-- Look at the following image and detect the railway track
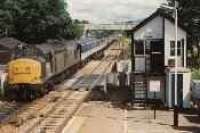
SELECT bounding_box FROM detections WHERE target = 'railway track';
[1,56,114,133]
[21,58,113,133]
[0,41,121,133]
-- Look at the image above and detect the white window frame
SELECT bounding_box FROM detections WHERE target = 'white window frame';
[170,40,183,58]
[134,40,145,56]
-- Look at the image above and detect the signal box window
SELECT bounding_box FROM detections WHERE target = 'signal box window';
[135,40,144,55]
[170,41,182,56]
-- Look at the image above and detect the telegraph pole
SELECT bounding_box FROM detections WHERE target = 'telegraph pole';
[161,0,179,127]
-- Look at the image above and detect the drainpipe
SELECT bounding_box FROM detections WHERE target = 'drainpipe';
[131,32,135,103]
[131,33,135,72]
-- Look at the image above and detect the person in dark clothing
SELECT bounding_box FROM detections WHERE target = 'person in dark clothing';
[118,72,127,87]
[118,72,132,108]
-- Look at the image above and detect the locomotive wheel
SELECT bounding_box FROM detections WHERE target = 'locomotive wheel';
[39,85,46,96]
[5,86,19,101]
[36,89,42,97]
[5,89,15,101]
[47,82,54,92]
[60,74,66,82]
[29,89,36,101]
[21,86,37,101]
[22,87,30,101]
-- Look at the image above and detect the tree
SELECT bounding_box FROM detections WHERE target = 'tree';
[0,0,83,43]
[167,0,200,37]
[66,20,84,39]
[167,0,200,67]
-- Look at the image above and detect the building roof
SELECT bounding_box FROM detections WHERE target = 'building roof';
[131,9,188,33]
[0,37,26,50]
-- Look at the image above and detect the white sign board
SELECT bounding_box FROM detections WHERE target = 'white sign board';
[149,80,161,92]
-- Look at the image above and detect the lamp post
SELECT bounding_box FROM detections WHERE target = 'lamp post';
[161,1,179,127]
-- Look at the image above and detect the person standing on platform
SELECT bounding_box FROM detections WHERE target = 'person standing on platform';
[118,72,127,87]
[118,72,129,108]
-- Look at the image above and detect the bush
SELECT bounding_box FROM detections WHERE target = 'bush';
[192,69,200,80]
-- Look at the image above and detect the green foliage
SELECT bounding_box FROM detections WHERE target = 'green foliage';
[167,0,200,37]
[0,0,83,43]
[167,0,200,68]
[65,20,84,39]
[192,69,200,80]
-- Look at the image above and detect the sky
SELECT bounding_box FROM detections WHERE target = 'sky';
[68,0,167,24]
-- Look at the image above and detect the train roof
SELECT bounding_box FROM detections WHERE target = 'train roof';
[35,40,65,54]
[0,37,26,50]
[35,40,80,54]
[63,40,80,50]
[35,44,54,54]
[78,37,98,46]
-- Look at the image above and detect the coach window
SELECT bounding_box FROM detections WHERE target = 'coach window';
[135,40,144,55]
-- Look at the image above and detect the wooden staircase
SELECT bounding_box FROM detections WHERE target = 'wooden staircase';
[131,73,148,107]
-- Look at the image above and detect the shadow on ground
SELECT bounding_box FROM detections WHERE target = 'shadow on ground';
[172,125,200,133]
[87,85,200,133]
[87,85,130,109]
[184,115,200,124]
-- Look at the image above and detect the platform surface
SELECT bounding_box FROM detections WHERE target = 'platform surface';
[62,102,200,133]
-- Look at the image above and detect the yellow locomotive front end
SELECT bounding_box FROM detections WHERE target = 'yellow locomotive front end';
[8,58,42,85]
[5,58,44,100]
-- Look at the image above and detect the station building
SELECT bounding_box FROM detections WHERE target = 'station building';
[130,10,191,108]
[0,37,24,65]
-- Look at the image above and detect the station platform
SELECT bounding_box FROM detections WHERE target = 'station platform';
[81,43,108,60]
[62,101,200,133]
[62,60,116,90]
